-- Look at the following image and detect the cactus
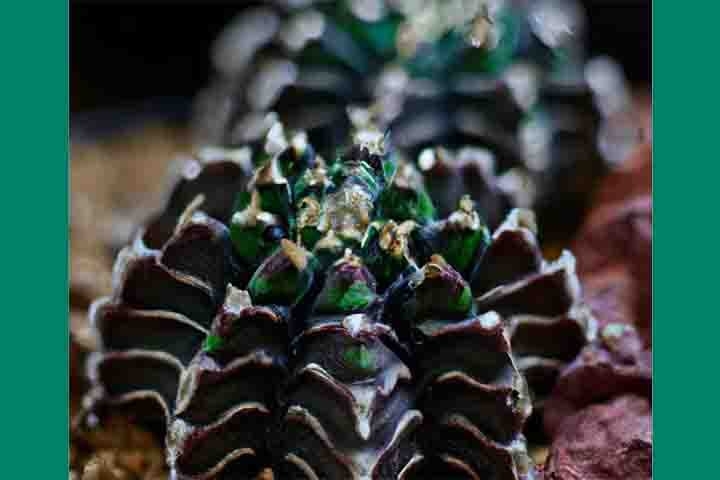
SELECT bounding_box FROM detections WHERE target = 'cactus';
[87,119,593,478]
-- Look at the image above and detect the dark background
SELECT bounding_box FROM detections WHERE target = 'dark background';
[71,1,651,116]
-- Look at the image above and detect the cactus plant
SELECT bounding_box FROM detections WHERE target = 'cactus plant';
[87,118,591,478]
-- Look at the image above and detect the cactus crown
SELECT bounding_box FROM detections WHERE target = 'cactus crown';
[228,118,490,289]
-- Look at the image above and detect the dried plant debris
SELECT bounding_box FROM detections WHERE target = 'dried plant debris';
[82,118,598,478]
[70,415,168,480]
[71,125,190,260]
[544,395,651,480]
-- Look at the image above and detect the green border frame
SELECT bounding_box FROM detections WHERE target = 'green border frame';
[0,1,68,477]
[4,1,716,477]
[653,2,718,479]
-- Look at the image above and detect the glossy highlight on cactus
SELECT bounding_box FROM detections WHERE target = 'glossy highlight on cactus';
[87,118,591,479]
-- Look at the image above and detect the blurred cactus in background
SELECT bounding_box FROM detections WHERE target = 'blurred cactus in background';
[194,0,642,239]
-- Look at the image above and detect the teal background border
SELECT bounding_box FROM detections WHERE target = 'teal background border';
[0,1,68,477]
[1,1,716,477]
[653,2,718,479]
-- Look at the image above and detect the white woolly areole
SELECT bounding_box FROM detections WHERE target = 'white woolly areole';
[478,310,501,329]
[223,285,253,314]
[342,314,374,337]
[495,208,538,237]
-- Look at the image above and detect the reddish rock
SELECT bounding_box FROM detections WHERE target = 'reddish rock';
[545,395,652,480]
[544,323,651,438]
[572,143,652,345]
[582,267,637,329]
[592,143,652,207]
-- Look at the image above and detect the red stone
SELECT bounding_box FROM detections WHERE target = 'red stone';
[544,324,651,438]
[545,395,652,480]
[572,143,652,345]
